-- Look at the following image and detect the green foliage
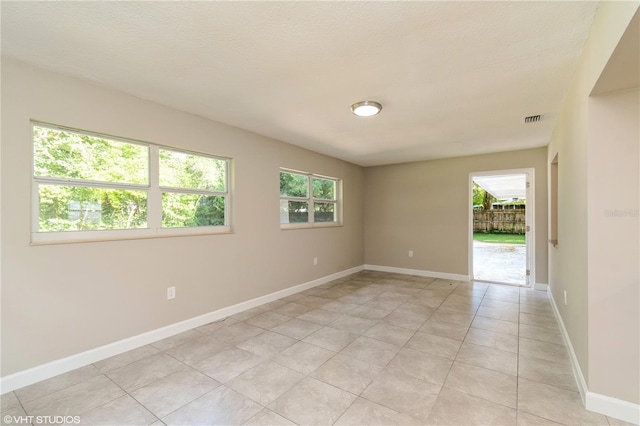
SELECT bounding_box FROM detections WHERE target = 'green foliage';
[34,126,148,184]
[159,149,226,191]
[34,126,149,231]
[162,193,224,228]
[473,183,495,210]
[38,185,148,231]
[314,202,335,222]
[473,183,484,207]
[473,233,526,244]
[34,125,226,232]
[194,196,225,226]
[280,172,337,223]
[312,177,335,200]
[159,150,227,228]
[312,177,336,221]
[280,172,308,197]
[283,201,309,223]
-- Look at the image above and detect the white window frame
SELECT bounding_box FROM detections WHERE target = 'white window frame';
[279,168,342,230]
[31,122,232,244]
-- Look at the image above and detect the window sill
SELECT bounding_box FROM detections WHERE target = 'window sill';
[31,226,233,245]
[280,222,342,230]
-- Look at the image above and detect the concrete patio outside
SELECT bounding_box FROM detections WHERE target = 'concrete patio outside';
[473,241,526,285]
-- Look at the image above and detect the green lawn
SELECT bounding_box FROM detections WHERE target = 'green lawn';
[474,233,525,244]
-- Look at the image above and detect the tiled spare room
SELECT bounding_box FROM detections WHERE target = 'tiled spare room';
[1,2,639,426]
[1,271,615,425]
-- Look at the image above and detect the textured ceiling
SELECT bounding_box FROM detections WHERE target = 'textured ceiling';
[1,1,598,166]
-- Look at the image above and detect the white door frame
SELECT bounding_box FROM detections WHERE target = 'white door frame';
[469,168,535,287]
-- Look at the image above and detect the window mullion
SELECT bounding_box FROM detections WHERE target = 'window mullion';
[160,187,225,196]
[308,176,314,224]
[148,145,161,230]
[33,182,41,232]
[33,176,148,191]
[224,160,230,227]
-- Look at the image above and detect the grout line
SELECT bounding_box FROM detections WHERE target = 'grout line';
[82,374,142,419]
[15,272,581,425]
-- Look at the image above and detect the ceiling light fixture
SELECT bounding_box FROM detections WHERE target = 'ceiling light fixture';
[351,100,382,117]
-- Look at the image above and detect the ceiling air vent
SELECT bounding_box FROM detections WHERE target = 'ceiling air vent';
[523,115,542,123]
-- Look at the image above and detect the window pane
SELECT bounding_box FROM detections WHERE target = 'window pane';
[313,177,336,200]
[33,125,148,185]
[38,184,147,232]
[159,149,226,191]
[162,192,225,228]
[280,171,308,197]
[280,200,309,223]
[314,202,336,222]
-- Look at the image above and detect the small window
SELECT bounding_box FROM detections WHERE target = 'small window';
[32,122,231,243]
[280,169,340,228]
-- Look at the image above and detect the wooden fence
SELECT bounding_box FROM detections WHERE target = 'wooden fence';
[474,209,526,234]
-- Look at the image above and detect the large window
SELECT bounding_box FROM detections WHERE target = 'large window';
[32,122,230,243]
[280,169,340,228]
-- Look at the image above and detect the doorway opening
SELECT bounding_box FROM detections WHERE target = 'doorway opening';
[469,170,534,286]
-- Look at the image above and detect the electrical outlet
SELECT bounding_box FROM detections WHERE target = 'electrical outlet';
[408,250,414,258]
[167,286,176,300]
[313,257,318,266]
[563,290,567,306]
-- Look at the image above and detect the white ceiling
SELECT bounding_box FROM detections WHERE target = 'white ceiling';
[474,174,527,200]
[1,1,598,167]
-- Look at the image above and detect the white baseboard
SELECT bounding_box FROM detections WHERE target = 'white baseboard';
[0,265,364,394]
[587,392,640,425]
[534,282,548,291]
[364,264,469,282]
[548,286,640,425]
[547,287,589,402]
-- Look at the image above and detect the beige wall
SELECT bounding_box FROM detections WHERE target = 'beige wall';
[363,148,548,282]
[587,88,639,404]
[547,1,639,401]
[0,58,365,376]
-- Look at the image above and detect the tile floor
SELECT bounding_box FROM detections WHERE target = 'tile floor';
[1,271,630,426]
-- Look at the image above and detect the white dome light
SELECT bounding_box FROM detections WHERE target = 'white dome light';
[351,101,382,117]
